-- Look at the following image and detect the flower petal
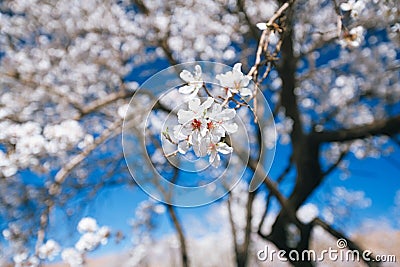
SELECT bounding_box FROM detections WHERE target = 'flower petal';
[216,142,233,154]
[256,23,268,30]
[223,122,238,133]
[194,65,202,79]
[188,97,201,112]
[211,153,221,168]
[219,108,236,120]
[179,85,195,94]
[180,70,194,82]
[340,3,352,11]
[193,138,208,157]
[178,141,190,154]
[173,125,186,140]
[201,97,214,110]
[240,87,253,97]
[177,110,194,124]
[240,75,251,87]
[233,63,243,73]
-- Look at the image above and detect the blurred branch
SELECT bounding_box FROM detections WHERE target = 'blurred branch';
[258,155,293,236]
[312,218,380,267]
[73,89,133,120]
[234,146,300,226]
[168,169,189,267]
[227,194,240,266]
[322,150,348,177]
[131,0,149,15]
[51,119,123,189]
[166,205,189,267]
[313,115,400,143]
[236,0,259,40]
[238,191,255,267]
[34,204,52,257]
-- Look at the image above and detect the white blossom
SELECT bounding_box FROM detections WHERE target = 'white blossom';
[172,96,237,166]
[77,217,98,234]
[13,252,28,265]
[256,22,268,30]
[173,97,214,155]
[205,102,238,142]
[340,0,366,18]
[38,239,60,260]
[75,232,101,252]
[216,63,252,97]
[296,203,319,224]
[179,65,203,100]
[207,141,233,167]
[61,248,84,267]
[339,26,365,48]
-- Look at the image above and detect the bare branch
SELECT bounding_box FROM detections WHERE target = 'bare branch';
[312,217,380,267]
[322,150,348,177]
[51,119,122,190]
[313,115,400,143]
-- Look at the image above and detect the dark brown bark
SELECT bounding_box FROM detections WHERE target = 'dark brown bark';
[266,2,321,266]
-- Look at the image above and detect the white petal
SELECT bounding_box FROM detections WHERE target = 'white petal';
[183,88,200,101]
[179,85,195,94]
[173,125,186,140]
[200,125,208,137]
[241,75,252,87]
[240,87,253,97]
[216,142,233,154]
[233,63,243,73]
[177,110,194,124]
[216,73,234,88]
[180,70,194,82]
[340,3,352,11]
[210,103,222,115]
[178,141,190,154]
[256,23,268,30]
[211,153,221,168]
[181,125,192,136]
[209,149,217,163]
[211,125,226,138]
[201,97,214,110]
[219,108,236,120]
[188,98,201,112]
[194,65,202,78]
[193,138,208,157]
[210,130,223,142]
[223,122,238,133]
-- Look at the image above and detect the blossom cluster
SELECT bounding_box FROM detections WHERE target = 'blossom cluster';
[339,0,367,48]
[2,217,110,267]
[167,64,252,167]
[60,217,111,267]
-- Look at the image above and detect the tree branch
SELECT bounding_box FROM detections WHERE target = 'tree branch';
[312,218,380,267]
[322,150,348,177]
[167,205,189,267]
[50,119,122,193]
[227,194,240,266]
[313,115,400,143]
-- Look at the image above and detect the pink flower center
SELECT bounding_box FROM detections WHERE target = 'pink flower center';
[191,119,202,130]
[207,121,214,130]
